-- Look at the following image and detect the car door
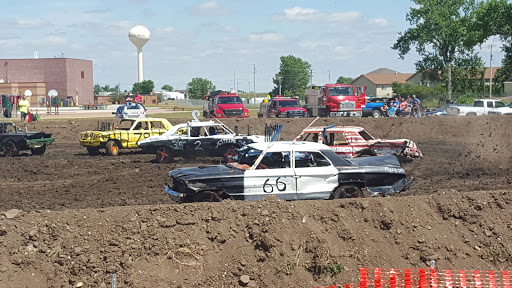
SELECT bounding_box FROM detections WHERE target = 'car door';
[149,120,168,136]
[325,132,353,158]
[129,120,151,148]
[293,150,339,200]
[268,101,277,117]
[242,151,297,201]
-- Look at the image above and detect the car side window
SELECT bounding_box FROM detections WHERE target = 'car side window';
[329,132,348,145]
[259,152,289,169]
[487,101,494,108]
[150,121,164,129]
[295,151,331,168]
[190,127,201,137]
[496,102,505,108]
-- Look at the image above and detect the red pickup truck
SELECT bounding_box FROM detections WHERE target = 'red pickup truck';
[257,96,307,118]
[203,91,250,118]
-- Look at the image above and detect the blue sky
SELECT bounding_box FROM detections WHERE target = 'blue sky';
[0,0,504,92]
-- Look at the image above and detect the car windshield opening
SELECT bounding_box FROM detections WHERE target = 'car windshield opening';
[218,96,243,104]
[277,100,300,108]
[329,87,354,96]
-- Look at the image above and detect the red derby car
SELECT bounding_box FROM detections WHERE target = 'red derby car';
[295,126,422,159]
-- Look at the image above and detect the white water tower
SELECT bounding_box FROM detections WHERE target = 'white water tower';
[129,25,150,83]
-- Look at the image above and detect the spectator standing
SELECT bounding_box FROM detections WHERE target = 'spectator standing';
[412,95,421,117]
[400,99,408,117]
[406,95,412,105]
[18,95,29,123]
[393,98,401,117]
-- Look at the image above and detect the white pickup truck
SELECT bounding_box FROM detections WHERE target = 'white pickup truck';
[446,99,506,116]
[488,102,512,116]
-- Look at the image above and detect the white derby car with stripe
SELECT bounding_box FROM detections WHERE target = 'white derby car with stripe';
[165,141,413,202]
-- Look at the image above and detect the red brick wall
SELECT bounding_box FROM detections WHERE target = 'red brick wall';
[0,58,93,105]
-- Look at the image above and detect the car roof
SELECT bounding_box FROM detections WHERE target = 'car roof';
[247,141,330,152]
[303,126,364,133]
[120,117,168,122]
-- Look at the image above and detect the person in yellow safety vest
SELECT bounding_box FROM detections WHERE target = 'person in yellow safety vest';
[19,96,30,123]
[264,94,271,103]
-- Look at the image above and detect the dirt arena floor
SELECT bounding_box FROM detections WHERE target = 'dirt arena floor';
[1,115,511,287]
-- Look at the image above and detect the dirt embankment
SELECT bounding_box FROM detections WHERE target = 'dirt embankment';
[0,116,511,287]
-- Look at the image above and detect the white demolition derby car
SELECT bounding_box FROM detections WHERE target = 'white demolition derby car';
[165,141,413,203]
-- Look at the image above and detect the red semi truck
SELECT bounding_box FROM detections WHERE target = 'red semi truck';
[203,90,250,118]
[304,84,366,117]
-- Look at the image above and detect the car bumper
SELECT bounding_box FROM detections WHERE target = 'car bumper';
[79,140,103,147]
[165,184,185,202]
[27,137,55,148]
[330,111,362,117]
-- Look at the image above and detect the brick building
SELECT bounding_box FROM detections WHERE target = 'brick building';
[0,58,93,106]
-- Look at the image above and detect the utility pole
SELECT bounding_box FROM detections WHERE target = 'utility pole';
[253,64,256,102]
[328,70,331,83]
[233,71,236,92]
[310,69,313,87]
[278,76,283,95]
[490,44,493,98]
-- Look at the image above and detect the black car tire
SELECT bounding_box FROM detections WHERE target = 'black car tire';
[105,140,119,156]
[372,109,381,118]
[331,185,363,199]
[193,191,221,202]
[31,145,47,156]
[156,146,171,163]
[222,145,238,163]
[3,141,19,157]
[86,147,101,156]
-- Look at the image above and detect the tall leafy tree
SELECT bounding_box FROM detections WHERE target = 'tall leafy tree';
[161,84,174,92]
[93,84,101,96]
[392,0,485,100]
[131,80,155,94]
[474,0,512,83]
[271,55,311,98]
[187,78,216,99]
[336,76,353,85]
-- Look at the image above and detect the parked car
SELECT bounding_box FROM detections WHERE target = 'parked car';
[113,103,146,119]
[294,125,422,158]
[425,104,451,117]
[257,96,307,118]
[446,99,506,116]
[0,122,55,156]
[137,120,265,163]
[165,141,413,202]
[79,118,172,155]
[362,99,393,117]
[488,101,512,116]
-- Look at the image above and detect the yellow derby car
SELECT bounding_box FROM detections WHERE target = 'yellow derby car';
[79,118,173,156]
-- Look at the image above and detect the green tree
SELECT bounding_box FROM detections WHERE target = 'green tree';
[392,0,485,100]
[336,76,353,85]
[131,80,155,94]
[474,0,512,83]
[187,78,216,99]
[271,55,311,98]
[161,84,174,92]
[93,84,101,96]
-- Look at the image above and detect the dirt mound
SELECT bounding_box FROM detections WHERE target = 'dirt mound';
[1,116,511,287]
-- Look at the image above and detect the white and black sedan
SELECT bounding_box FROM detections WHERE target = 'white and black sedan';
[137,120,265,163]
[165,141,413,202]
